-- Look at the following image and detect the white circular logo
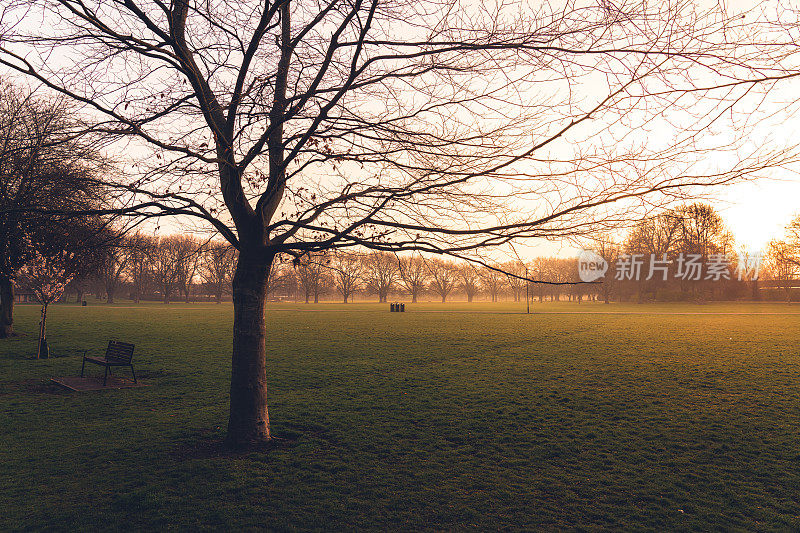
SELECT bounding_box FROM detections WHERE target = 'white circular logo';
[577,249,608,282]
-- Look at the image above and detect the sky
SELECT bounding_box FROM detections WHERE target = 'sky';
[511,173,800,261]
[717,179,800,251]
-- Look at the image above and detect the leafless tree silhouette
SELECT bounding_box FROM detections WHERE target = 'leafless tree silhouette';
[200,240,237,303]
[363,251,398,303]
[331,251,362,303]
[398,254,428,303]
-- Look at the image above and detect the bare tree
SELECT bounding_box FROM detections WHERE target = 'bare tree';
[589,236,621,304]
[125,232,154,304]
[786,215,800,257]
[736,245,763,301]
[294,252,328,303]
[398,254,428,303]
[480,266,504,303]
[200,240,237,303]
[625,213,682,302]
[173,236,204,303]
[66,227,107,303]
[267,257,292,295]
[331,251,362,304]
[766,240,799,302]
[458,263,480,303]
[0,83,105,336]
[3,0,799,446]
[766,216,800,302]
[505,262,527,303]
[428,259,457,303]
[150,236,184,304]
[99,235,129,304]
[363,252,398,303]
[529,257,550,303]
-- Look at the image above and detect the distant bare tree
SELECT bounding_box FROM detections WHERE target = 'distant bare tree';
[480,266,504,303]
[530,257,549,303]
[787,215,800,256]
[428,259,457,303]
[200,240,237,303]
[125,233,154,304]
[266,256,291,299]
[505,262,527,303]
[673,204,734,300]
[589,236,621,304]
[150,236,184,304]
[295,252,328,303]
[99,234,129,304]
[331,252,362,304]
[459,264,481,303]
[736,245,763,301]
[398,255,428,303]
[363,252,398,303]
[766,240,799,302]
[174,236,204,303]
[766,216,800,302]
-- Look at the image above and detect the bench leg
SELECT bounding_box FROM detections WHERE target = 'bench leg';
[103,365,108,386]
[130,365,137,383]
[80,350,88,377]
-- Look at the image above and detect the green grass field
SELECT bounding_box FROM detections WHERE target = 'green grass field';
[2,301,800,531]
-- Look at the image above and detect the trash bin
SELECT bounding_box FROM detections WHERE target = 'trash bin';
[390,303,395,312]
[81,301,87,307]
[400,303,405,312]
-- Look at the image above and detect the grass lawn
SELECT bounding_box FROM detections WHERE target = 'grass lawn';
[2,300,800,530]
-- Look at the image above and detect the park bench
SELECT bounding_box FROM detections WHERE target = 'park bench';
[80,341,137,386]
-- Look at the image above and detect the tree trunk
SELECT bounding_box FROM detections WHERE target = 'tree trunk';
[226,254,271,448]
[37,304,49,359]
[0,276,14,338]
[411,292,417,303]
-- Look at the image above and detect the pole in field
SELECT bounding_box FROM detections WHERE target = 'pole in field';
[526,267,530,314]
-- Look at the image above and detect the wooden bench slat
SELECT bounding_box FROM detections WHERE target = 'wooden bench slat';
[105,341,135,363]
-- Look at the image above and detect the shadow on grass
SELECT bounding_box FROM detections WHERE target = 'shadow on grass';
[0,378,69,395]
[170,427,301,461]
